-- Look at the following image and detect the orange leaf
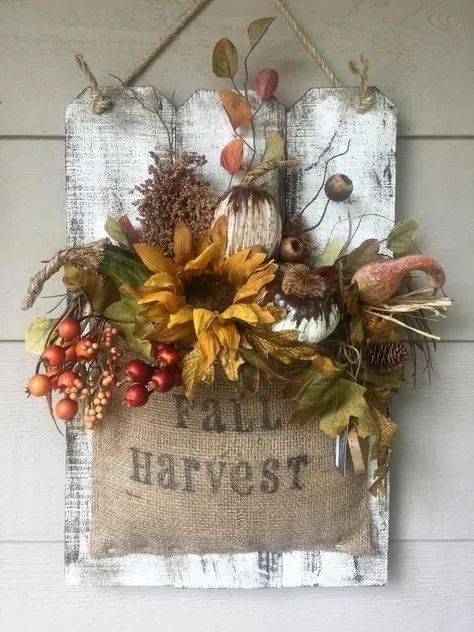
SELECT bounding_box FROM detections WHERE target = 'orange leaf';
[220,138,244,174]
[218,90,252,130]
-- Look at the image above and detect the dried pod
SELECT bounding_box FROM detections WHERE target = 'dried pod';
[261,265,341,344]
[279,237,306,263]
[325,173,353,202]
[213,185,282,256]
[353,255,446,305]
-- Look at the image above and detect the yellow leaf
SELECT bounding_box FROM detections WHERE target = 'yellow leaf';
[173,221,195,266]
[193,308,216,336]
[311,354,340,375]
[219,348,245,381]
[245,327,316,364]
[134,243,179,275]
[181,347,214,398]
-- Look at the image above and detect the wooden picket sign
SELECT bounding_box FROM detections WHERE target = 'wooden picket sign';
[65,85,396,587]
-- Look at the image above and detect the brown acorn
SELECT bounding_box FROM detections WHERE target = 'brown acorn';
[279,237,306,263]
[325,173,353,202]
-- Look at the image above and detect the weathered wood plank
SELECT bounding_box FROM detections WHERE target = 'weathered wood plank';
[7,138,473,341]
[2,541,474,629]
[1,0,474,136]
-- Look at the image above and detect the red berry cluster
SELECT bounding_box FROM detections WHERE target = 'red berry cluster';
[26,316,122,428]
[122,343,182,408]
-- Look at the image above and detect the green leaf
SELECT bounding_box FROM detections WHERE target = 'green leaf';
[261,130,284,163]
[212,37,238,78]
[361,367,405,387]
[387,219,418,255]
[288,367,369,437]
[100,246,151,287]
[344,238,380,277]
[104,216,132,249]
[248,17,275,49]
[104,297,152,359]
[63,265,120,314]
[25,316,56,354]
[313,237,344,267]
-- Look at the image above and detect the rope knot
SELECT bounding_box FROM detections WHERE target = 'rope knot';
[349,54,375,112]
[74,53,113,115]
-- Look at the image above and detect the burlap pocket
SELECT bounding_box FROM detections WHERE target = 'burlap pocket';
[90,376,372,557]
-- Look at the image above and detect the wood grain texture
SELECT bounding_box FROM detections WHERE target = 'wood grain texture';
[7,137,474,341]
[1,542,474,630]
[63,85,395,586]
[1,0,473,136]
[3,342,473,543]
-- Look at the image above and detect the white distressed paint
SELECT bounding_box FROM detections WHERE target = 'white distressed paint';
[64,85,395,587]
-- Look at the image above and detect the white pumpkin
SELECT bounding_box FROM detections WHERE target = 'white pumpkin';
[213,185,282,256]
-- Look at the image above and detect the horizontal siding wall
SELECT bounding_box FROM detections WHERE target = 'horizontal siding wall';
[1,0,473,630]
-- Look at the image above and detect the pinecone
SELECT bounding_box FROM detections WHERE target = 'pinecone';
[362,340,408,371]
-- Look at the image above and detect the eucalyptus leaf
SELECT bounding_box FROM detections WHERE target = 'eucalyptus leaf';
[25,316,56,354]
[248,17,275,49]
[344,238,380,277]
[212,38,238,78]
[104,297,152,359]
[387,219,418,254]
[104,216,132,249]
[261,130,284,163]
[313,237,344,267]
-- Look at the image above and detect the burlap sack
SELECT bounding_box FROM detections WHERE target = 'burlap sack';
[90,376,372,558]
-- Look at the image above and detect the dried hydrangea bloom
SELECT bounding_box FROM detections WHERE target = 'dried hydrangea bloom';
[136,152,218,256]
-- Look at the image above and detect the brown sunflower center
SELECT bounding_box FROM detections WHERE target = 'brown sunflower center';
[186,274,235,312]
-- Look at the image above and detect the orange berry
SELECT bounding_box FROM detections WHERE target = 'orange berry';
[27,374,52,397]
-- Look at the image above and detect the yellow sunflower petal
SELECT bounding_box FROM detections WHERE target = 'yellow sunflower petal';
[193,308,216,336]
[220,303,259,325]
[137,290,184,313]
[145,321,195,343]
[144,272,180,291]
[209,216,228,267]
[233,273,276,303]
[213,321,240,357]
[184,242,220,275]
[134,243,180,275]
[168,305,194,328]
[225,254,269,286]
[197,330,220,369]
[142,303,171,323]
[249,303,276,324]
[174,221,195,266]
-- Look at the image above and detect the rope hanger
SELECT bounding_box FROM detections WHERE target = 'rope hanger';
[74,0,374,114]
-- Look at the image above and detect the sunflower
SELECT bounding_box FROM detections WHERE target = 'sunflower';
[123,217,278,388]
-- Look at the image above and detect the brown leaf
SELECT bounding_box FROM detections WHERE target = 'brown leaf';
[212,38,238,78]
[255,68,279,99]
[261,130,283,163]
[181,347,214,398]
[218,90,252,130]
[248,17,275,49]
[63,265,119,313]
[349,313,365,346]
[220,138,244,174]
